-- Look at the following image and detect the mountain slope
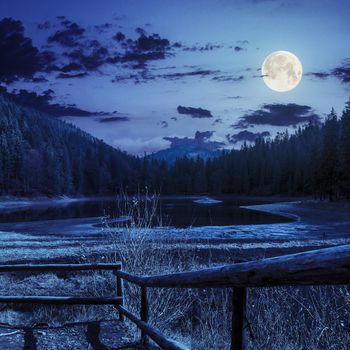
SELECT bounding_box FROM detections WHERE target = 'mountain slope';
[0,96,138,196]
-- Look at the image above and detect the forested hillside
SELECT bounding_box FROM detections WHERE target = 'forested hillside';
[0,96,142,196]
[1,94,350,200]
[158,101,350,199]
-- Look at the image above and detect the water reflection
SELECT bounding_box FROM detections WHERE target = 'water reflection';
[0,197,292,228]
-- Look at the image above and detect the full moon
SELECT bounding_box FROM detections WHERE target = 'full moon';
[262,51,302,92]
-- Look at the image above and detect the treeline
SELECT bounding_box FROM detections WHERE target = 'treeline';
[147,101,350,200]
[0,96,142,196]
[1,95,350,200]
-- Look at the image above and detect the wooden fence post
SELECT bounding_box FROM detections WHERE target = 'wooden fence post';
[231,287,247,350]
[116,274,124,321]
[140,286,149,345]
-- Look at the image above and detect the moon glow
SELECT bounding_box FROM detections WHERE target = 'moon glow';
[262,51,302,92]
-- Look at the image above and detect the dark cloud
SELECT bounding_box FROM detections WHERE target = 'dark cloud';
[57,72,88,79]
[135,33,169,51]
[46,20,111,73]
[59,62,83,72]
[158,120,169,128]
[233,103,320,129]
[0,18,54,82]
[113,67,220,84]
[212,117,223,125]
[234,46,243,52]
[155,65,177,71]
[305,71,331,79]
[171,117,178,121]
[98,116,129,123]
[94,23,113,33]
[135,27,146,36]
[88,39,104,49]
[27,20,175,83]
[212,75,244,82]
[30,76,48,83]
[172,42,182,48]
[43,24,174,83]
[0,16,235,87]
[177,106,213,118]
[252,73,265,78]
[332,62,350,84]
[66,45,109,71]
[164,130,224,151]
[182,43,224,52]
[0,87,109,117]
[112,72,145,83]
[116,51,166,64]
[226,130,270,144]
[113,31,125,41]
[48,21,85,47]
[305,60,350,84]
[116,31,170,60]
[37,21,51,30]
[107,31,173,74]
[0,17,113,83]
[158,69,219,80]
[226,96,242,99]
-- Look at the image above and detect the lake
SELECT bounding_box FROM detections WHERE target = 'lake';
[0,196,292,228]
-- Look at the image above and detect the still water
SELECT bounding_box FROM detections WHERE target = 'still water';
[0,196,292,228]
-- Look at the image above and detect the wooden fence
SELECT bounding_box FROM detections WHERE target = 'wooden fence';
[1,244,350,350]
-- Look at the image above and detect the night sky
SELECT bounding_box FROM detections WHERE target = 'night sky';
[1,0,350,154]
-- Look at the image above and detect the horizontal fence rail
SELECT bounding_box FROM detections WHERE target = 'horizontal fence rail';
[0,263,121,272]
[117,305,189,350]
[115,244,350,288]
[115,244,350,350]
[1,245,349,350]
[0,296,122,305]
[0,264,123,314]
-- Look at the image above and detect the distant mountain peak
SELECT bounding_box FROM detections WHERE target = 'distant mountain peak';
[149,145,222,164]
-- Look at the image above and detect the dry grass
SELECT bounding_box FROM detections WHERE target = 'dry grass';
[1,192,349,349]
[248,286,350,350]
[103,193,350,349]
[0,271,117,327]
[103,191,194,342]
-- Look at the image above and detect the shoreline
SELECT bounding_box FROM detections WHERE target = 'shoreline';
[241,201,302,222]
[0,197,349,264]
[0,197,349,238]
[0,195,113,211]
[243,199,350,226]
[0,194,309,209]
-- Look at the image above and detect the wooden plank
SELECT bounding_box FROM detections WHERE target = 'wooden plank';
[140,286,149,345]
[117,244,350,288]
[0,263,121,272]
[231,287,247,350]
[116,275,124,321]
[115,270,144,285]
[117,305,189,350]
[0,296,122,305]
